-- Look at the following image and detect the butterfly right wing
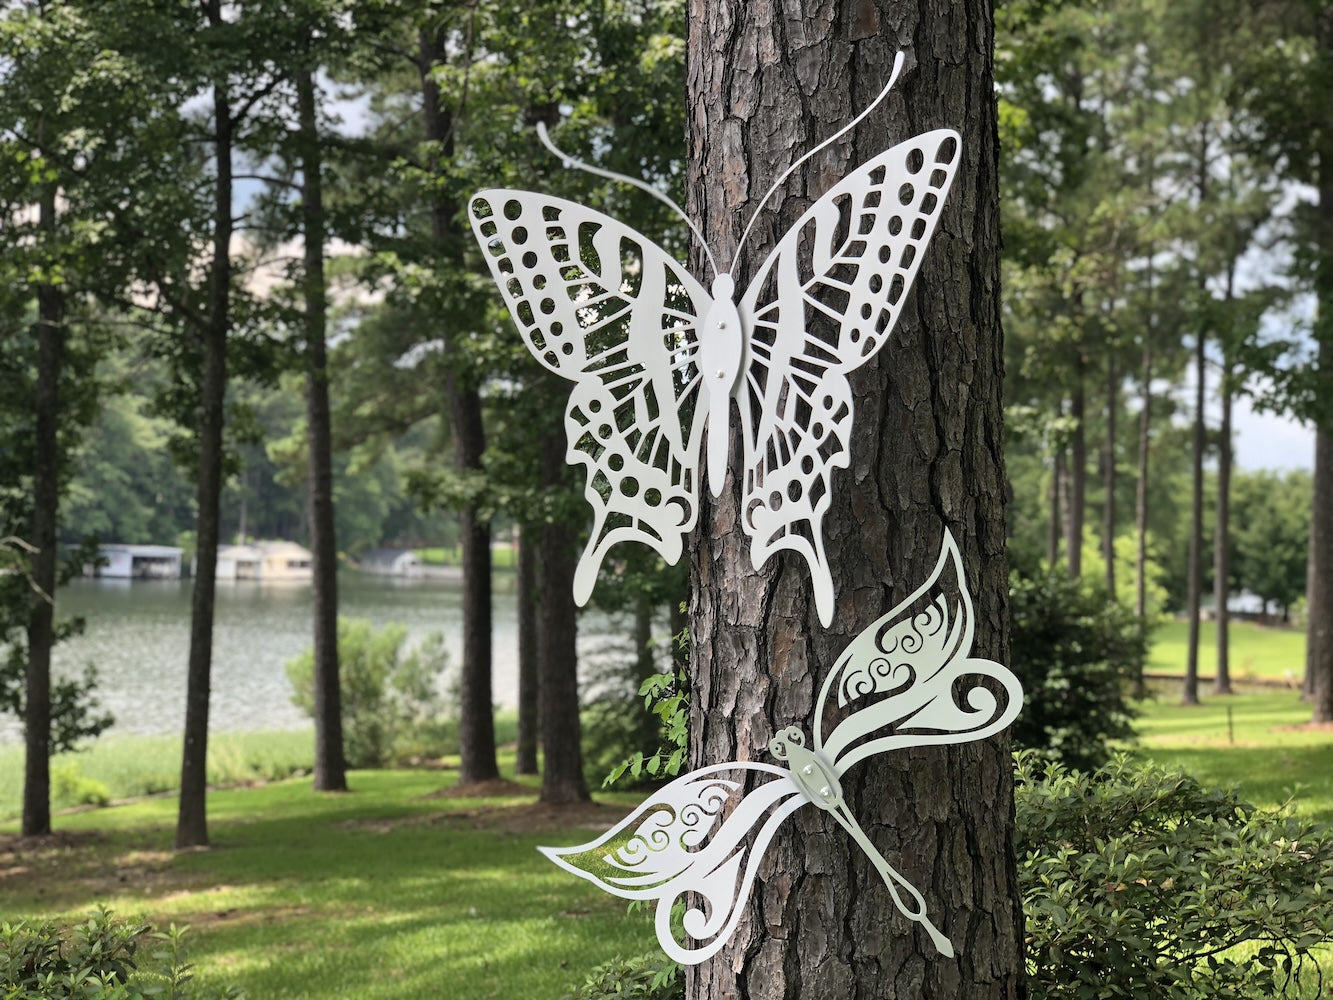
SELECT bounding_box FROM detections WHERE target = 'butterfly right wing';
[469,191,711,601]
[539,763,806,965]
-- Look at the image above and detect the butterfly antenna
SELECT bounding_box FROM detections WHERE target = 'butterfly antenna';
[536,123,721,280]
[729,51,906,277]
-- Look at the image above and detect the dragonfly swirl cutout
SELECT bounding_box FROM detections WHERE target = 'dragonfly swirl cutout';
[468,53,960,625]
[538,531,1023,964]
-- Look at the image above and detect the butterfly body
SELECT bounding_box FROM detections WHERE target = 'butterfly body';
[696,272,743,495]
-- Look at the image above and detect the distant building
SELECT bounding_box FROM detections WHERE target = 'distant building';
[206,541,314,582]
[90,544,184,580]
[358,548,423,577]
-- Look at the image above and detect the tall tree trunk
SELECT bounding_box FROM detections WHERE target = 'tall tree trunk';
[1183,329,1205,707]
[1048,402,1064,568]
[419,29,497,784]
[22,177,61,838]
[515,529,539,776]
[537,430,588,805]
[685,7,1022,996]
[1133,339,1152,698]
[1214,358,1234,696]
[297,65,347,791]
[1103,353,1117,595]
[1066,351,1086,579]
[177,56,231,849]
[1303,527,1316,699]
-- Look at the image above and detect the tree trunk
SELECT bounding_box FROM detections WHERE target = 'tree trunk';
[1066,352,1086,579]
[537,431,588,805]
[1133,338,1152,698]
[298,65,347,792]
[1312,430,1333,722]
[515,528,539,776]
[1214,360,1233,696]
[1303,526,1316,700]
[419,29,497,784]
[177,55,231,850]
[685,6,1022,996]
[1103,353,1117,595]
[1048,403,1064,568]
[1183,329,1204,707]
[22,178,61,838]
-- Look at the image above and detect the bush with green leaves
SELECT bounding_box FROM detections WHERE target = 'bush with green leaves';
[1008,569,1145,770]
[561,951,682,1000]
[0,907,242,999]
[285,619,453,768]
[1017,753,1333,999]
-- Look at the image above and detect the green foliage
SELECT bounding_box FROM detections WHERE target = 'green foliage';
[1231,469,1312,617]
[0,908,242,999]
[603,625,689,788]
[1017,753,1333,999]
[49,761,111,810]
[560,952,682,1000]
[285,619,453,768]
[1008,569,1146,771]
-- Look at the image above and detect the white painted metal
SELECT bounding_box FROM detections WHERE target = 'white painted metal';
[538,530,1023,963]
[468,58,960,626]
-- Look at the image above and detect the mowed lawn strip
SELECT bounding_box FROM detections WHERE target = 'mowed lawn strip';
[1147,619,1307,682]
[1132,686,1333,825]
[1,767,656,999]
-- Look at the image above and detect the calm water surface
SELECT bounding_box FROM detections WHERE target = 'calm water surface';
[0,572,534,744]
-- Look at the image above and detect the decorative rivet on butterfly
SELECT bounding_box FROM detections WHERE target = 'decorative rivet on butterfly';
[538,531,1024,963]
[468,53,961,626]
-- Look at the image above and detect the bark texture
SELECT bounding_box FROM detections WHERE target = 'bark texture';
[537,433,589,804]
[515,531,540,776]
[22,180,61,837]
[176,48,231,849]
[298,64,348,792]
[419,29,498,784]
[685,3,1022,996]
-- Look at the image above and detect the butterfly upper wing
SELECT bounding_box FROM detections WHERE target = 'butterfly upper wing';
[538,763,806,965]
[469,191,710,601]
[814,530,1022,774]
[737,130,962,626]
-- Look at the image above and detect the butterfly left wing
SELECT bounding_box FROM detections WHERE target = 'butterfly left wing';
[737,130,962,626]
[469,191,710,602]
[538,763,805,965]
[814,530,1023,774]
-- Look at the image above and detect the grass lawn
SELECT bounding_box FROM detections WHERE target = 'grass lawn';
[1132,685,1333,824]
[1,764,653,999]
[1147,618,1306,682]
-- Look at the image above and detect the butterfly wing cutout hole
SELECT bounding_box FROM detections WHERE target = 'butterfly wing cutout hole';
[470,124,960,624]
[538,530,1023,965]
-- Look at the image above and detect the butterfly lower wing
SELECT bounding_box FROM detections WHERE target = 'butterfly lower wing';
[538,763,805,965]
[814,530,1023,773]
[737,130,962,626]
[469,191,710,600]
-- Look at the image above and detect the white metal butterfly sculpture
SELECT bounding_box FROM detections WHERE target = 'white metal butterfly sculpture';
[468,54,960,625]
[538,531,1022,964]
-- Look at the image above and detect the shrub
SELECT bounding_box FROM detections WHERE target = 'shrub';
[1008,570,1145,770]
[0,907,243,998]
[561,952,682,1000]
[50,761,111,809]
[285,619,453,768]
[1017,753,1333,999]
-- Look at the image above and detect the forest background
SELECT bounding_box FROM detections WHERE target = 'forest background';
[2,0,1331,844]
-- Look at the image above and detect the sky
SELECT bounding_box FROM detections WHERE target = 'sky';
[1231,398,1315,471]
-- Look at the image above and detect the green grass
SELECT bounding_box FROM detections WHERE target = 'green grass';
[0,714,519,821]
[1132,685,1333,824]
[1,763,653,998]
[417,545,518,570]
[1147,618,1306,681]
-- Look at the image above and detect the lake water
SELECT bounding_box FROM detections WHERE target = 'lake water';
[0,571,600,745]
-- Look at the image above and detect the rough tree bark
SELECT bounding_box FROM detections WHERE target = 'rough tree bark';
[22,176,61,838]
[537,429,589,805]
[515,530,539,776]
[297,63,347,791]
[685,2,1023,996]
[177,29,231,848]
[419,28,498,784]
